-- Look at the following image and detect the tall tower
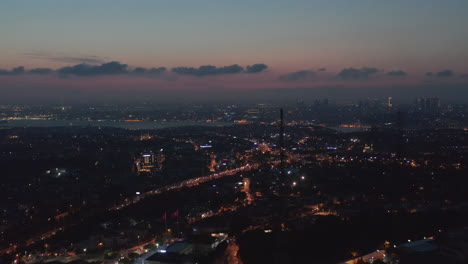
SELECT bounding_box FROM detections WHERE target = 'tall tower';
[277,108,290,195]
[272,108,291,263]
[279,108,285,179]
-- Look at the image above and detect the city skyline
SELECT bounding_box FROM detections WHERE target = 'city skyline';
[2,2,468,264]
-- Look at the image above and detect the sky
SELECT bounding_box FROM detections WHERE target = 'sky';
[1,0,468,103]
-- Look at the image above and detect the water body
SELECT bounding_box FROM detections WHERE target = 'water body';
[0,120,234,130]
[0,120,378,133]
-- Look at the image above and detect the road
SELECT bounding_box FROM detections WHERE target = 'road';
[0,227,63,255]
[1,164,258,258]
[111,163,258,211]
[341,250,386,264]
[122,239,156,255]
[131,247,160,264]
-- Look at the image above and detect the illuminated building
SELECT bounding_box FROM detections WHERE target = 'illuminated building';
[417,97,440,112]
[142,152,156,166]
[136,151,162,173]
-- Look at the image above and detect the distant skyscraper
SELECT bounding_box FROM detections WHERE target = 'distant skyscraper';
[388,97,393,107]
[416,97,440,112]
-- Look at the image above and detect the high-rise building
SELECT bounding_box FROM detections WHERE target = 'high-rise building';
[388,97,393,107]
[416,97,440,112]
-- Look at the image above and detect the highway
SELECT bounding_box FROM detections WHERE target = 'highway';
[111,163,258,211]
[2,132,297,261]
[131,247,160,264]
[1,164,258,258]
[341,250,386,264]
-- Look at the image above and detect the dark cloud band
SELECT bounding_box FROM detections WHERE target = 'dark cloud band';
[0,66,25,75]
[245,64,268,73]
[436,70,454,77]
[427,70,454,78]
[1,62,269,77]
[387,70,408,77]
[171,64,244,76]
[279,70,315,81]
[58,61,129,76]
[337,67,379,80]
[133,67,167,75]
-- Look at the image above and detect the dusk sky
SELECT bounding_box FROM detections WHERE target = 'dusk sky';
[1,0,468,103]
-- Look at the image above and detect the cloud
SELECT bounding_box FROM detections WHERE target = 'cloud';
[1,62,270,78]
[317,68,327,71]
[461,73,468,78]
[148,67,167,75]
[171,64,244,76]
[133,67,147,74]
[29,68,54,75]
[245,63,268,73]
[171,63,268,76]
[279,70,315,81]
[23,52,106,64]
[0,66,25,75]
[427,70,455,78]
[436,69,453,77]
[11,66,25,74]
[337,67,379,79]
[50,56,105,64]
[58,61,129,76]
[132,67,167,75]
[387,70,408,77]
